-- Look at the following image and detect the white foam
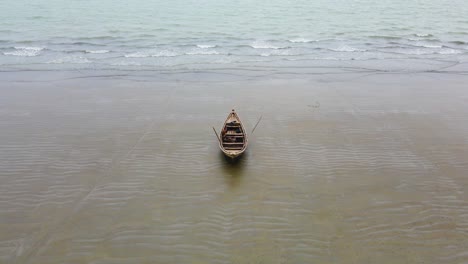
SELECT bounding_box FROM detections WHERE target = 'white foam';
[289,38,314,43]
[415,33,432,37]
[3,46,44,57]
[124,52,148,58]
[85,50,110,54]
[422,45,442,48]
[196,44,216,49]
[124,50,178,58]
[330,45,365,52]
[438,48,462,54]
[250,40,281,49]
[411,43,442,48]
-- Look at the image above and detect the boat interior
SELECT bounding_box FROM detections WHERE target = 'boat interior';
[221,120,245,150]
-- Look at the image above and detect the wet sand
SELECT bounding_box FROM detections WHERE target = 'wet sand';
[1,71,468,263]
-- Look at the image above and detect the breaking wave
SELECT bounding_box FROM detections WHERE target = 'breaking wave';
[414,33,433,37]
[249,40,282,49]
[196,44,216,49]
[288,38,314,43]
[85,50,110,54]
[413,44,443,48]
[329,45,366,52]
[3,46,44,57]
[124,50,178,58]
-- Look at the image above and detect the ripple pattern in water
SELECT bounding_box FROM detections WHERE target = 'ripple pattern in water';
[0,75,468,263]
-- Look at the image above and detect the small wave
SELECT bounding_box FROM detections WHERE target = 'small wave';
[3,46,44,57]
[369,35,402,40]
[64,41,107,46]
[85,50,110,54]
[150,50,178,57]
[330,45,366,52]
[124,50,178,58]
[135,33,156,38]
[125,52,148,58]
[387,48,463,55]
[76,36,118,41]
[30,15,45,20]
[259,49,294,57]
[387,48,434,55]
[448,31,468,36]
[438,48,463,54]
[407,37,439,42]
[288,38,314,43]
[111,61,141,66]
[249,40,281,49]
[423,45,442,48]
[196,44,216,49]
[48,56,91,64]
[186,49,219,55]
[449,40,467,45]
[414,33,433,37]
[310,56,342,61]
[410,43,443,48]
[124,51,151,58]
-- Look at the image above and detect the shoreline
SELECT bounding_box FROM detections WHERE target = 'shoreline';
[1,55,468,83]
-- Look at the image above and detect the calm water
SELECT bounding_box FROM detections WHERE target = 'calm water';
[1,0,468,72]
[1,73,468,263]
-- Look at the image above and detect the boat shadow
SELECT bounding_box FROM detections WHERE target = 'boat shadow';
[219,151,247,189]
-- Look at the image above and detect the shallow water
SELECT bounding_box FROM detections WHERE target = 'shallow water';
[1,0,468,72]
[1,72,468,263]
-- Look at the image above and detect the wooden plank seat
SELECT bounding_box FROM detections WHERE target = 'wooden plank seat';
[226,131,243,135]
[223,147,244,150]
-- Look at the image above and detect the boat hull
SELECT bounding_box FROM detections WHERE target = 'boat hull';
[221,149,246,160]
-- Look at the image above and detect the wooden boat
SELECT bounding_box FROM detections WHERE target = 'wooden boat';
[218,109,247,159]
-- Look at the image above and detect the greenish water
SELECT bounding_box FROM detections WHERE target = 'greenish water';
[1,0,468,72]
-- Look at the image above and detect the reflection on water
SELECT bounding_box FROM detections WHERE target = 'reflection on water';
[219,151,246,189]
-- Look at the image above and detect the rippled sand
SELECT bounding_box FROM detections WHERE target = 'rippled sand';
[1,72,467,263]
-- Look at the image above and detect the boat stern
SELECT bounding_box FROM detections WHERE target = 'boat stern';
[223,149,245,160]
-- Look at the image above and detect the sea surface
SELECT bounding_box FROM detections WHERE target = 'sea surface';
[1,0,468,73]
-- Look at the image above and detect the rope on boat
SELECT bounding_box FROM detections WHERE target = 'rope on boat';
[212,127,221,144]
[251,115,262,135]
